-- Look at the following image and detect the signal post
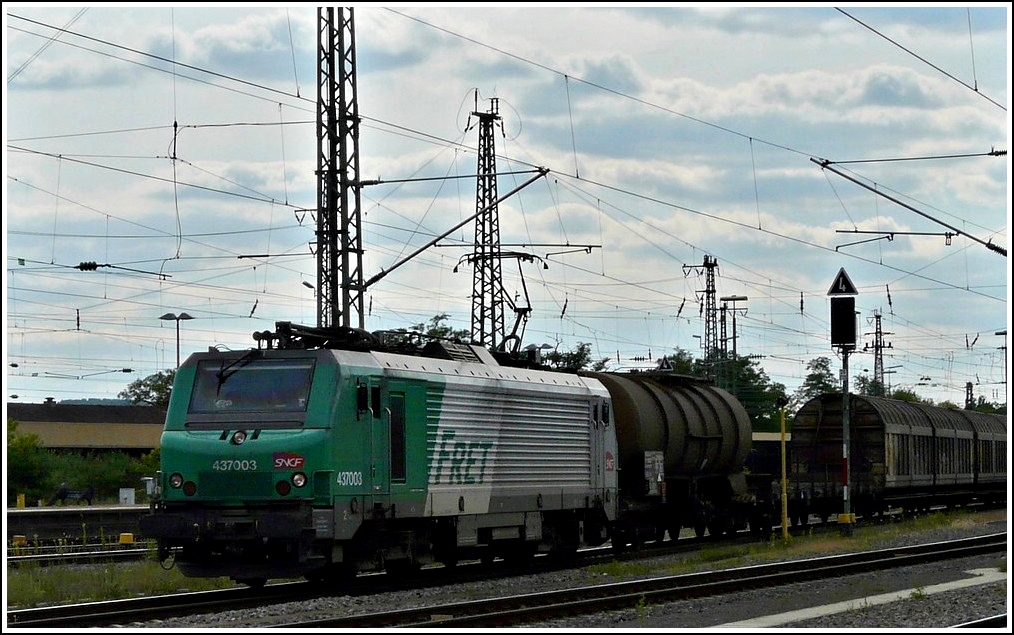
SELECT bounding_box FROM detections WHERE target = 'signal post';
[828,268,858,537]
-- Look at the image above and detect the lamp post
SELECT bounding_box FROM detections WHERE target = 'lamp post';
[719,295,748,391]
[160,312,193,368]
[997,330,1008,405]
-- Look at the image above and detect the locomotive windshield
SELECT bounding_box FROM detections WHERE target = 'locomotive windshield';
[189,357,314,413]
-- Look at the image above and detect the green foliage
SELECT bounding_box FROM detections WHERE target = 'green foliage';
[411,313,471,341]
[542,341,597,372]
[6,560,234,609]
[888,387,927,404]
[7,418,161,506]
[118,369,175,407]
[970,395,1006,414]
[6,418,55,505]
[790,357,837,411]
[42,450,160,504]
[657,348,700,375]
[379,313,472,349]
[853,374,886,397]
[719,355,789,434]
[135,448,161,479]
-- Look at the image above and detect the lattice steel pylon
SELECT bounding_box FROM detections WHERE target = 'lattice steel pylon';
[867,309,892,396]
[468,97,505,349]
[683,255,719,362]
[316,7,364,330]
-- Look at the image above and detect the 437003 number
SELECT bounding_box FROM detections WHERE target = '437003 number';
[211,459,258,471]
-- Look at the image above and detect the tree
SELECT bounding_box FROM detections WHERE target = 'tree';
[889,387,926,404]
[7,418,53,506]
[791,356,838,411]
[970,396,1006,414]
[410,313,470,341]
[853,373,886,398]
[542,342,596,372]
[119,369,175,408]
[718,354,789,434]
[656,348,701,376]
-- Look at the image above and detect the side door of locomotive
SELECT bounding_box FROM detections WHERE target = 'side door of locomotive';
[368,380,390,497]
[371,377,428,503]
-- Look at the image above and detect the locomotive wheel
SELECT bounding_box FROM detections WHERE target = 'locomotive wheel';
[440,554,459,568]
[235,577,267,589]
[306,562,358,586]
[694,523,706,539]
[385,559,421,576]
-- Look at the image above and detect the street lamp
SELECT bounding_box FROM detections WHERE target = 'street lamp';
[160,312,194,368]
[997,330,1008,405]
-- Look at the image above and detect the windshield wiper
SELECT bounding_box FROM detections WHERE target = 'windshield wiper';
[216,349,263,389]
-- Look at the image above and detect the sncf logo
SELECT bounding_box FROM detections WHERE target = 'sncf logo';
[273,452,305,469]
[605,451,616,471]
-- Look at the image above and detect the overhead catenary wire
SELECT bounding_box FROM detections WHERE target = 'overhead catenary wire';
[6,8,1005,405]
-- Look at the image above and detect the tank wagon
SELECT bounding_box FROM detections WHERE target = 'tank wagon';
[585,372,756,546]
[140,322,758,586]
[789,392,1006,524]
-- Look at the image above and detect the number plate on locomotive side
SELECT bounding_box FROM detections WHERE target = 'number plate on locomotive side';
[211,459,259,471]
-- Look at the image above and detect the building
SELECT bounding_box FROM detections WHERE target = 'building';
[7,399,165,455]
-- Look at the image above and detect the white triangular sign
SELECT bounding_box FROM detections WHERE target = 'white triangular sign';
[827,268,858,295]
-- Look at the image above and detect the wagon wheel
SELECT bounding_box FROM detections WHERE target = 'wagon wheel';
[610,527,628,553]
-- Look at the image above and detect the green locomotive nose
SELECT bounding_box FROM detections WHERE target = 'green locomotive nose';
[158,429,328,501]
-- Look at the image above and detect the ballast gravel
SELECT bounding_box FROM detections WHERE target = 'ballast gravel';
[142,511,1008,630]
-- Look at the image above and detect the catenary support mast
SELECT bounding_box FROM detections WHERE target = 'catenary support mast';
[317,7,364,329]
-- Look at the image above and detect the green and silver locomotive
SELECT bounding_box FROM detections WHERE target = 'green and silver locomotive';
[141,321,756,586]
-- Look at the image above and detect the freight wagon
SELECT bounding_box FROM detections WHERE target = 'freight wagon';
[789,392,1006,524]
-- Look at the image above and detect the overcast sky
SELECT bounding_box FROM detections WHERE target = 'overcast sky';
[4,4,1010,407]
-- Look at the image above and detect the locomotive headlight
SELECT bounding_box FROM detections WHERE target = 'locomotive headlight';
[291,472,307,488]
[169,473,184,489]
[231,430,247,445]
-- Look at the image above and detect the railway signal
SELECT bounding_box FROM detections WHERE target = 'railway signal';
[828,268,857,537]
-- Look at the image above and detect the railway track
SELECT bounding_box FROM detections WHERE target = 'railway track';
[7,546,152,567]
[0,513,854,571]
[8,531,1005,628]
[6,504,147,547]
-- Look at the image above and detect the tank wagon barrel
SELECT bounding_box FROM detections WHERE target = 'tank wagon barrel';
[587,372,751,479]
[584,371,759,546]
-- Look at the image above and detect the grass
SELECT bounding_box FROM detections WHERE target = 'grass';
[6,508,1004,610]
[7,559,237,609]
[584,508,1003,581]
